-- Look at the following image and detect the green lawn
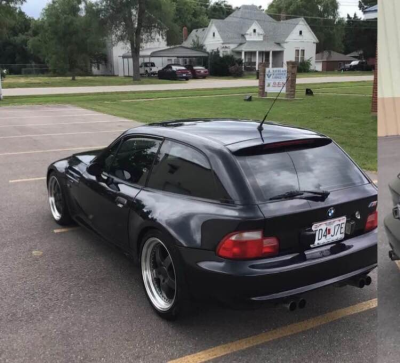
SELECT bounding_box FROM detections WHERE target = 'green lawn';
[0,81,376,170]
[1,71,373,88]
[1,75,175,89]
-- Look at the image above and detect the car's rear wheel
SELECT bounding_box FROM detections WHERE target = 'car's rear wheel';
[140,230,188,320]
[48,173,72,225]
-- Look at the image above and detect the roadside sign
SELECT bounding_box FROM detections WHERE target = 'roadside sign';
[265,68,287,93]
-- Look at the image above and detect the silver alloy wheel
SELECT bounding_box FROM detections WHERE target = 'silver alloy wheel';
[48,175,63,221]
[141,237,177,311]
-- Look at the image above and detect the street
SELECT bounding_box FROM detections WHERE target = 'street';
[0,105,377,363]
[1,75,374,97]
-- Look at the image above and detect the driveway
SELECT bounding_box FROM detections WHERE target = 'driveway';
[0,105,377,363]
[2,75,373,97]
[378,136,400,363]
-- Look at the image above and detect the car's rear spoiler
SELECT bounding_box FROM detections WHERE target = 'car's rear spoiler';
[227,137,332,155]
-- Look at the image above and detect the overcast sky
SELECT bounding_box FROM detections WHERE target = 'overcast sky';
[22,0,362,19]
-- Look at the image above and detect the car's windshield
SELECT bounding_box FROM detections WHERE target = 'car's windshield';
[350,61,359,65]
[236,142,368,202]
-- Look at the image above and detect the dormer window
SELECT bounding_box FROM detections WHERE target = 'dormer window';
[299,30,303,36]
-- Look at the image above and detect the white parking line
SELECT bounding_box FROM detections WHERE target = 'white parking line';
[0,113,109,120]
[54,227,79,233]
[0,120,133,128]
[9,177,46,183]
[0,129,126,139]
[0,145,106,157]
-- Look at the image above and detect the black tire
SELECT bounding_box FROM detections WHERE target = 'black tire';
[47,172,73,226]
[140,229,189,320]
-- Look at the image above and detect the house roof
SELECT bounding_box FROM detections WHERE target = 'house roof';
[182,28,207,48]
[233,40,284,52]
[184,5,318,49]
[122,46,208,58]
[364,5,378,13]
[316,50,357,62]
[347,50,363,57]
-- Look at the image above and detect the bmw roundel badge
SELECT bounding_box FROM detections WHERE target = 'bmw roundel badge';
[327,207,335,218]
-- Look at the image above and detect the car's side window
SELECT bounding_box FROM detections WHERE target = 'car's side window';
[147,140,225,201]
[108,137,161,186]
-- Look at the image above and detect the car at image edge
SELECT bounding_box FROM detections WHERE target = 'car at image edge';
[384,174,400,261]
[47,119,378,320]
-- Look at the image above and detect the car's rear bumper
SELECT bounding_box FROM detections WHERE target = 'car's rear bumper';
[179,229,377,302]
[384,212,400,258]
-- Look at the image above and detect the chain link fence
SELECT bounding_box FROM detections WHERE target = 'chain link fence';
[0,64,49,76]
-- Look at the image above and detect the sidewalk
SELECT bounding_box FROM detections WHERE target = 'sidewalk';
[2,75,373,97]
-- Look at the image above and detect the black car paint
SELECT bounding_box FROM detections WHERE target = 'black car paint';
[48,119,378,302]
[384,175,400,259]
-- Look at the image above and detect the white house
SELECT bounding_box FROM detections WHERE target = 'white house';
[183,5,319,70]
[92,33,167,77]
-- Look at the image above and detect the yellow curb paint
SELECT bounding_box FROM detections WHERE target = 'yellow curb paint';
[54,227,79,234]
[169,299,377,363]
[9,177,46,183]
[32,251,43,256]
[0,146,106,157]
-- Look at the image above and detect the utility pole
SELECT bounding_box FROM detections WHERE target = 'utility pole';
[0,72,3,101]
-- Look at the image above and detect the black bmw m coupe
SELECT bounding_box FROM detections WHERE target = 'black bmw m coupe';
[47,119,378,319]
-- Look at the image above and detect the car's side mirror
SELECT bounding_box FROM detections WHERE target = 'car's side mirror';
[87,162,103,177]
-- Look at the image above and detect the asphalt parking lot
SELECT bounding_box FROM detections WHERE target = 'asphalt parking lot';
[0,105,377,363]
[378,136,400,363]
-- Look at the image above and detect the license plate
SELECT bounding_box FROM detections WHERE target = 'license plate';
[311,216,346,247]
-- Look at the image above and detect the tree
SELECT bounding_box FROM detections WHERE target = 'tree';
[100,0,174,81]
[358,0,377,11]
[344,13,377,59]
[208,1,234,20]
[167,0,209,45]
[0,0,26,38]
[0,9,44,74]
[267,0,345,53]
[29,0,106,80]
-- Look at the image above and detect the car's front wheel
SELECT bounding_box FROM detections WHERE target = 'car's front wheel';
[140,230,188,320]
[47,172,72,226]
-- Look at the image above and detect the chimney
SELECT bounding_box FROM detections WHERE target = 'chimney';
[183,27,188,42]
[281,12,286,21]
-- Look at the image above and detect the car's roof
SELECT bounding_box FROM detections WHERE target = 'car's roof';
[125,119,327,152]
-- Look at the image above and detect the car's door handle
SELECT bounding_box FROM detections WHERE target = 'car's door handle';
[115,196,128,208]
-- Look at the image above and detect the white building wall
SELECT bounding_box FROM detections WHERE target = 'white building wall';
[282,41,317,69]
[315,61,323,72]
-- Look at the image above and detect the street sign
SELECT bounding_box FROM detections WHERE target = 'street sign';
[265,68,287,93]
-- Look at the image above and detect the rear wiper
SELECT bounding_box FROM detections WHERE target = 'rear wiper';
[269,190,330,201]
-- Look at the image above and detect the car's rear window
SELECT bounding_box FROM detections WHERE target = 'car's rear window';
[194,67,206,70]
[144,62,155,67]
[236,142,368,202]
[172,66,186,70]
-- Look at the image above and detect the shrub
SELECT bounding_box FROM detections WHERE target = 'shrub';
[209,51,242,76]
[229,64,243,77]
[297,58,312,73]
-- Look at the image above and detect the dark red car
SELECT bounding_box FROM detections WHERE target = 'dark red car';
[185,65,209,79]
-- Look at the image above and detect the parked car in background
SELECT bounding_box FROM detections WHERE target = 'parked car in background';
[47,119,377,320]
[185,65,209,79]
[340,60,372,72]
[139,62,158,77]
[158,64,192,81]
[385,174,400,262]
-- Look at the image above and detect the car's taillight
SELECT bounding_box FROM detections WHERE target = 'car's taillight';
[216,231,279,260]
[365,211,378,232]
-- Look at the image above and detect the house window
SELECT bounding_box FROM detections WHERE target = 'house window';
[295,49,300,63]
[299,30,303,36]
[301,49,305,62]
[213,32,215,38]
[295,49,305,63]
[253,29,256,34]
